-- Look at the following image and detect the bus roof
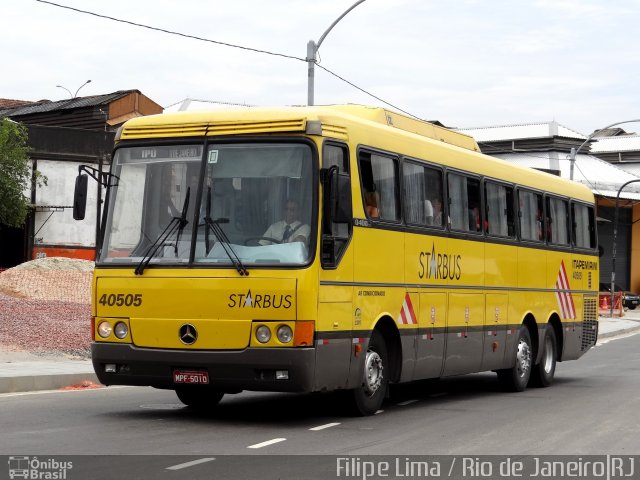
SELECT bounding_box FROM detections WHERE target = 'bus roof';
[119,104,594,203]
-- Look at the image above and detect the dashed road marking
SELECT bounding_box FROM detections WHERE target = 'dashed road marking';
[166,458,215,471]
[374,409,384,415]
[397,399,418,406]
[247,438,287,449]
[309,422,341,431]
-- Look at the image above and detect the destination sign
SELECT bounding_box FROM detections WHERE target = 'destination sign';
[119,146,203,164]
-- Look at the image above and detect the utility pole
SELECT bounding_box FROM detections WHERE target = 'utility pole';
[306,0,367,106]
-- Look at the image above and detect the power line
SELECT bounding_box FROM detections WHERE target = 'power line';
[34,0,424,119]
[315,63,419,118]
[34,0,306,63]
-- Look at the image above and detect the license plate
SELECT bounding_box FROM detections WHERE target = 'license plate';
[173,369,209,385]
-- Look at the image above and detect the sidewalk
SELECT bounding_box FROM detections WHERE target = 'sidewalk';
[1,313,639,395]
[0,351,98,394]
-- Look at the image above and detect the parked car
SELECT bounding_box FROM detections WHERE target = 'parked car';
[599,283,640,310]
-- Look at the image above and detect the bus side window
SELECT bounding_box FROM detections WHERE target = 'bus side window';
[518,189,544,242]
[485,181,515,238]
[448,173,481,233]
[358,151,400,222]
[572,202,595,249]
[403,161,443,228]
[547,196,569,245]
[322,143,351,268]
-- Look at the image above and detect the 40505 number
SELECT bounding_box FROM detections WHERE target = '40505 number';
[99,293,142,307]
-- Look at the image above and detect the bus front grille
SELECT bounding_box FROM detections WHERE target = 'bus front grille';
[581,296,598,350]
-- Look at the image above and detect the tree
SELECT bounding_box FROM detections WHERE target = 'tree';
[0,118,44,228]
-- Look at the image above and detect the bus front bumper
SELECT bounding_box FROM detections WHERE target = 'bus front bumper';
[91,342,316,392]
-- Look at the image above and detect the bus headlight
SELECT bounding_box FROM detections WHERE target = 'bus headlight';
[277,325,293,344]
[114,322,129,339]
[256,325,271,343]
[97,321,112,338]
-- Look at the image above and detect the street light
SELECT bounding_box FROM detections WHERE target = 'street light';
[611,179,640,316]
[56,79,92,98]
[570,119,640,317]
[306,0,367,106]
[569,119,640,180]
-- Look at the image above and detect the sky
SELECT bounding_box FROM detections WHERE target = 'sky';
[3,0,639,135]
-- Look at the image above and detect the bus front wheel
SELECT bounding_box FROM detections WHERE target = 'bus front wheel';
[529,324,557,388]
[175,388,224,410]
[350,330,388,416]
[497,326,533,392]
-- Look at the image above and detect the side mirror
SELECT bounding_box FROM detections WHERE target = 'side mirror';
[598,245,605,258]
[330,172,352,224]
[73,174,88,220]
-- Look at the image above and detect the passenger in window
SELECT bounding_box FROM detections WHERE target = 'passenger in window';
[469,203,481,232]
[432,197,444,226]
[261,199,310,245]
[536,209,544,241]
[365,191,380,218]
[423,199,434,225]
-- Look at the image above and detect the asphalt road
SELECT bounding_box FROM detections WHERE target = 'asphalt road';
[1,332,639,479]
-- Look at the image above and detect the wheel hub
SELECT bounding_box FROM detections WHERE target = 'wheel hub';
[363,350,383,396]
[516,339,532,378]
[542,336,554,374]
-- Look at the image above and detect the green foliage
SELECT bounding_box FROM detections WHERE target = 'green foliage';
[0,118,33,228]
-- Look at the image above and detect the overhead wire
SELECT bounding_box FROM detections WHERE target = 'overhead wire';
[34,0,631,190]
[34,0,306,62]
[35,0,422,119]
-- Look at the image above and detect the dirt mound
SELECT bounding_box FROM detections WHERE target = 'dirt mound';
[0,257,93,304]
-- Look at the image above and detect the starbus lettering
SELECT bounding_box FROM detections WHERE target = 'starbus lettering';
[418,243,462,281]
[228,289,292,309]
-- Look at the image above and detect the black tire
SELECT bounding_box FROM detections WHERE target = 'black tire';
[350,330,388,416]
[529,325,557,388]
[175,387,224,410]
[497,326,533,392]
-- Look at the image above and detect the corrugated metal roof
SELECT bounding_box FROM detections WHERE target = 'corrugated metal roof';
[0,90,140,117]
[590,135,640,153]
[614,163,640,176]
[458,121,585,142]
[490,152,640,200]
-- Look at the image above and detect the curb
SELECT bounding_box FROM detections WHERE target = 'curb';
[598,324,640,340]
[0,372,100,394]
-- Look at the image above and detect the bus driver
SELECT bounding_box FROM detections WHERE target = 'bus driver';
[261,199,310,245]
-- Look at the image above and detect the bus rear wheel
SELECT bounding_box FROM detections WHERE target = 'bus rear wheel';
[350,330,388,416]
[497,326,532,392]
[175,387,224,410]
[529,324,557,388]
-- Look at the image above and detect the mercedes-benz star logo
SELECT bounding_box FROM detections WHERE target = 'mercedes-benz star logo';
[179,324,198,345]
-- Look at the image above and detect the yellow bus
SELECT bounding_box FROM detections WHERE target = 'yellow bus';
[74,105,599,415]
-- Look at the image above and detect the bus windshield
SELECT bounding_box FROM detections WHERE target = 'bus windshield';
[99,142,315,268]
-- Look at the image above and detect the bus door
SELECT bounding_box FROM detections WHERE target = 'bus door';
[317,143,354,391]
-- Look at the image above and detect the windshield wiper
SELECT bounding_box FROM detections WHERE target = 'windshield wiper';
[134,187,191,275]
[205,217,249,276]
[203,186,248,276]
